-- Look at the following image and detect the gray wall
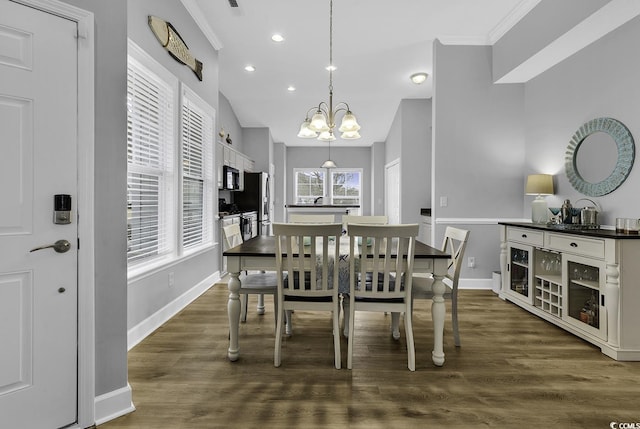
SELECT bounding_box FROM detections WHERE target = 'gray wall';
[384,99,432,225]
[285,146,372,214]
[371,141,385,215]
[126,1,221,334]
[242,127,273,173]
[219,92,243,150]
[522,15,640,224]
[59,0,128,398]
[432,41,526,280]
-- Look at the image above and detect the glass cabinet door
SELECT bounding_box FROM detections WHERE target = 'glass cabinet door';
[564,256,607,340]
[507,243,533,304]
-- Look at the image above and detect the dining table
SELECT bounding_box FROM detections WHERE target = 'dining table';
[223,235,451,366]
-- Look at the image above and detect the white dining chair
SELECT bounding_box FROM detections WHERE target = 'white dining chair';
[288,214,336,223]
[341,215,388,336]
[222,223,280,325]
[273,222,343,369]
[411,226,469,347]
[346,223,419,371]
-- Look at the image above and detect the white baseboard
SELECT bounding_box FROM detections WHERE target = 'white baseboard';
[459,278,493,290]
[127,271,221,350]
[94,383,135,426]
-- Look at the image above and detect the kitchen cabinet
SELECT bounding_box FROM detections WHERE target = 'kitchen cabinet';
[419,215,432,245]
[217,142,255,191]
[500,222,640,361]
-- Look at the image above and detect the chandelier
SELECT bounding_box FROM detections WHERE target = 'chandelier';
[297,0,361,149]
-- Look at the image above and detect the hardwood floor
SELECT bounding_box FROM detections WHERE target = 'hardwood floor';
[99,285,640,428]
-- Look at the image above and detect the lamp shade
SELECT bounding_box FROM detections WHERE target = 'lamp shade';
[525,174,554,195]
[297,119,318,138]
[309,111,329,132]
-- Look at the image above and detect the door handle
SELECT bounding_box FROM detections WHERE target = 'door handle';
[30,239,71,253]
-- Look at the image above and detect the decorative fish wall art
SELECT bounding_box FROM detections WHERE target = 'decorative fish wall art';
[148,15,203,81]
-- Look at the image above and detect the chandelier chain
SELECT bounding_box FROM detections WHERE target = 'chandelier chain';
[329,0,333,94]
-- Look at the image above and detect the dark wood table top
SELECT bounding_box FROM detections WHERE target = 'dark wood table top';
[223,236,450,259]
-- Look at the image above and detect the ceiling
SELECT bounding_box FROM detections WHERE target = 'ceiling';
[184,0,540,147]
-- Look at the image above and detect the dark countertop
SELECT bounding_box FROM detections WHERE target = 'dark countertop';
[286,204,360,208]
[223,236,449,259]
[499,221,640,239]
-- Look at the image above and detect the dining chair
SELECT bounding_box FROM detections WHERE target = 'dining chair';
[273,222,343,369]
[341,215,388,336]
[222,223,280,325]
[411,226,469,347]
[346,223,419,371]
[288,214,336,223]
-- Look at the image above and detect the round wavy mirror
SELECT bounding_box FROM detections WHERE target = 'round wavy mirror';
[565,117,635,196]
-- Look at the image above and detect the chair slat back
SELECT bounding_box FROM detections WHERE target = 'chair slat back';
[273,222,342,299]
[348,224,419,300]
[343,215,388,232]
[441,227,470,287]
[288,214,336,223]
[222,223,243,250]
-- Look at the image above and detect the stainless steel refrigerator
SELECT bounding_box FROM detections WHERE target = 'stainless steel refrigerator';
[234,172,271,235]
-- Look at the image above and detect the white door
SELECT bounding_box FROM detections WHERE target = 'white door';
[385,159,401,224]
[0,1,79,427]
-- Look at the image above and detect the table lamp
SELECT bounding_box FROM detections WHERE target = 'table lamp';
[526,174,554,224]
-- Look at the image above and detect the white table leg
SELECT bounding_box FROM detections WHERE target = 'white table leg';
[227,271,241,361]
[431,274,446,366]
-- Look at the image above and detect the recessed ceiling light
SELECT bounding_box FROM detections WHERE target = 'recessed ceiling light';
[287,86,296,92]
[271,34,285,43]
[244,65,256,72]
[325,64,337,72]
[410,72,428,84]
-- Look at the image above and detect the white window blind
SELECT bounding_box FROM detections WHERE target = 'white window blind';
[127,57,175,265]
[181,86,214,250]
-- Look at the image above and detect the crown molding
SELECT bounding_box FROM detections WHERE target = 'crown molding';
[181,0,223,51]
[488,0,541,44]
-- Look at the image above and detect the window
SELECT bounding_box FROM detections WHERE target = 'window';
[294,170,326,204]
[127,41,216,274]
[126,53,176,266]
[294,168,362,205]
[181,86,214,251]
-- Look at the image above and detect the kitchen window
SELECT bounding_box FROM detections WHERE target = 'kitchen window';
[126,41,215,274]
[294,168,362,205]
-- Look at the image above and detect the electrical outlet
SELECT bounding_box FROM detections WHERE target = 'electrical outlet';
[168,272,175,287]
[467,257,475,268]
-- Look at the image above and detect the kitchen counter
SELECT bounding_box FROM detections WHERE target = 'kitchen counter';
[285,204,360,222]
[285,204,360,208]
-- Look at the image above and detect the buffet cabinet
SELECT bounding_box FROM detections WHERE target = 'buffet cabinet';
[499,222,640,360]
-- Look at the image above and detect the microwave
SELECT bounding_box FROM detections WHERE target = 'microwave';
[222,165,240,190]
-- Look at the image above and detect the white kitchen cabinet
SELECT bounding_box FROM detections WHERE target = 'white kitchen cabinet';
[500,223,640,361]
[419,215,432,245]
[217,142,255,191]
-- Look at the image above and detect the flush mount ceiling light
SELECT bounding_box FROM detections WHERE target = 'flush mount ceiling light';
[287,85,296,92]
[244,65,256,72]
[410,72,428,84]
[297,0,361,153]
[271,34,284,43]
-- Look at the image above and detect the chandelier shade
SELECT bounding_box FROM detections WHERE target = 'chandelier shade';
[297,0,361,142]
